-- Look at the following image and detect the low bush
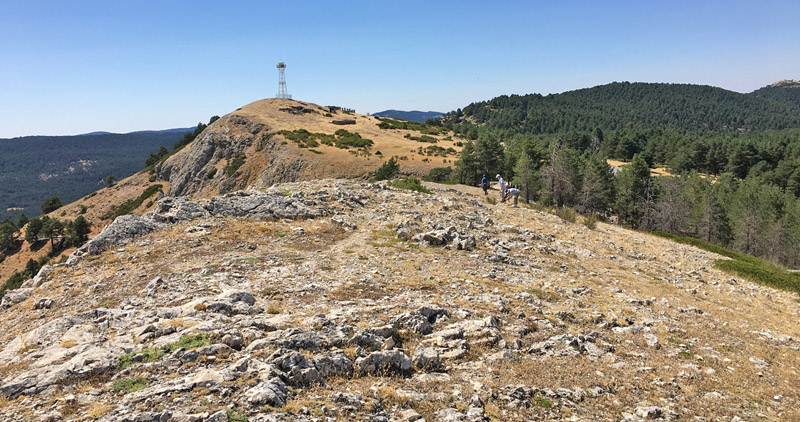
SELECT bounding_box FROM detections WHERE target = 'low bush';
[372,157,399,181]
[224,154,246,176]
[113,377,148,394]
[112,184,162,218]
[583,214,598,229]
[165,333,211,353]
[553,206,577,223]
[424,167,453,183]
[388,177,432,194]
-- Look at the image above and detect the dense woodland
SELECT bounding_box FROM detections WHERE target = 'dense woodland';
[750,80,800,109]
[436,81,800,268]
[0,129,191,221]
[442,82,800,134]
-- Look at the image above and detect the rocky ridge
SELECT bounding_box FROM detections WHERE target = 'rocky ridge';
[0,180,799,421]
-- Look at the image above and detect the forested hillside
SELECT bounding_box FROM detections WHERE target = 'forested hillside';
[432,80,800,269]
[442,82,800,135]
[0,129,191,220]
[750,80,800,109]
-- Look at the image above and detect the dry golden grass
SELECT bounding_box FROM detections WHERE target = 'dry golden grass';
[60,340,77,348]
[87,403,113,418]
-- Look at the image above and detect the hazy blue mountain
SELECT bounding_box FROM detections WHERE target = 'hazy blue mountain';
[0,128,192,220]
[372,110,444,123]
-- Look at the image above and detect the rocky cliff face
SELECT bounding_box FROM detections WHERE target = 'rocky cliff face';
[1,180,799,421]
[154,114,309,199]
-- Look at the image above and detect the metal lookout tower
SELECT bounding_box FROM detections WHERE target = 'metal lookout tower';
[276,61,291,99]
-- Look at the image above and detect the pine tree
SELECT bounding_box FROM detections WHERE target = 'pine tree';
[615,154,652,228]
[580,154,616,215]
[513,152,539,203]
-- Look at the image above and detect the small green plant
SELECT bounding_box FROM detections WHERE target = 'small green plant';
[266,305,280,314]
[206,168,217,179]
[117,348,164,369]
[533,396,552,408]
[388,177,432,194]
[113,377,148,394]
[583,214,598,229]
[227,409,248,422]
[166,333,211,353]
[273,231,287,238]
[486,196,497,205]
[224,154,246,176]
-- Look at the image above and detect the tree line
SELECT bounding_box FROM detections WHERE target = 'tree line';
[450,131,800,268]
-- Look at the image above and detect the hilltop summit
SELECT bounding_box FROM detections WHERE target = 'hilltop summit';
[154,98,459,199]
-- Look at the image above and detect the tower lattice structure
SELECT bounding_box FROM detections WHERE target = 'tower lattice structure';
[276,61,290,99]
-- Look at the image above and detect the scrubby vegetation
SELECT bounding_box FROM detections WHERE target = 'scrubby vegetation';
[110,184,162,219]
[388,177,432,194]
[118,333,210,369]
[376,117,447,135]
[224,154,247,176]
[372,157,399,181]
[113,377,149,394]
[404,133,438,143]
[424,167,454,183]
[652,231,800,293]
[278,129,373,152]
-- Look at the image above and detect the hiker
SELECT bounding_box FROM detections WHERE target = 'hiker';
[496,174,506,202]
[507,185,521,206]
[481,174,489,195]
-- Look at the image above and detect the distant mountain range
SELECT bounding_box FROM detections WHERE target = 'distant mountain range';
[77,127,194,136]
[372,110,444,123]
[0,128,192,220]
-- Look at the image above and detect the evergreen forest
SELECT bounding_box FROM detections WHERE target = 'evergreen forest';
[435,81,800,269]
[0,129,192,221]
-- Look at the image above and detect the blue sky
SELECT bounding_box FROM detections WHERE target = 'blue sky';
[1,0,798,137]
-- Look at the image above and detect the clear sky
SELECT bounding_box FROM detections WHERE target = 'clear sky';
[1,0,798,137]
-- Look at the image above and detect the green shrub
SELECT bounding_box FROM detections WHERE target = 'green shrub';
[113,184,162,218]
[376,117,446,135]
[224,154,246,176]
[113,377,148,394]
[166,333,211,353]
[373,157,400,181]
[388,177,432,194]
[553,206,577,223]
[333,129,373,149]
[533,397,552,408]
[583,214,598,229]
[424,167,453,183]
[404,133,438,143]
[117,347,164,369]
[227,409,248,422]
[206,168,217,179]
[0,271,26,300]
